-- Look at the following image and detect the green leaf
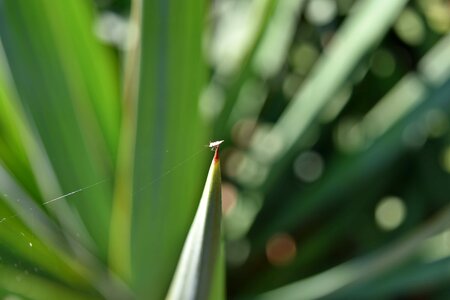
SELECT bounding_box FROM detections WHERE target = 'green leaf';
[250,0,409,183]
[0,263,100,300]
[108,0,142,281]
[256,203,450,300]
[251,32,450,249]
[126,0,209,297]
[328,257,450,299]
[0,40,39,196]
[166,148,223,300]
[0,0,121,256]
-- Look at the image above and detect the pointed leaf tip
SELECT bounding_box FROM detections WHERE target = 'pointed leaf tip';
[166,143,223,300]
[208,140,223,162]
[214,146,220,161]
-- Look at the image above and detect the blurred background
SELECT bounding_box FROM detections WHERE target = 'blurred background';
[0,0,450,299]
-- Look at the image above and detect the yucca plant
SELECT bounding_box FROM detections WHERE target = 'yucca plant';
[0,0,450,299]
[0,0,218,299]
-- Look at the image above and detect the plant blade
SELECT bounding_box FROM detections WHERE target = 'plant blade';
[249,0,409,187]
[130,0,208,297]
[0,0,120,256]
[166,148,223,300]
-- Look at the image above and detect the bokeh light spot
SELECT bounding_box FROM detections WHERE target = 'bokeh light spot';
[419,0,450,33]
[222,182,238,215]
[236,156,268,187]
[282,74,302,98]
[293,151,324,183]
[370,49,396,78]
[266,233,297,266]
[375,196,406,231]
[290,43,318,75]
[224,192,263,240]
[440,146,450,174]
[226,239,251,267]
[305,0,338,26]
[394,8,425,45]
[224,149,245,179]
[424,109,449,138]
[334,117,365,153]
[402,122,427,149]
[95,12,131,49]
[231,118,258,148]
[252,125,284,162]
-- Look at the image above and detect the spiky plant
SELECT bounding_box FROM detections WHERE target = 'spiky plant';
[0,0,450,299]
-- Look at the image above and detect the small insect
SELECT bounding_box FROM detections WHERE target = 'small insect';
[208,140,224,151]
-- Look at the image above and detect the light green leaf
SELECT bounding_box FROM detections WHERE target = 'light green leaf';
[0,0,120,256]
[0,263,100,300]
[250,0,409,173]
[251,32,450,248]
[166,148,223,300]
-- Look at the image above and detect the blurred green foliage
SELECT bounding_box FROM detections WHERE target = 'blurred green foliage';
[0,0,449,299]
